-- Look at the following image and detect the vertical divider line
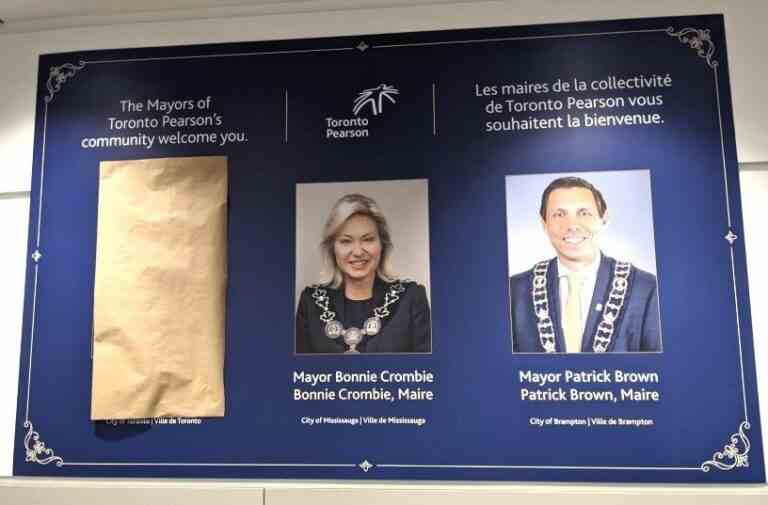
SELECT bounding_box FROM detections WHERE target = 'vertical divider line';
[714,67,731,227]
[432,83,437,136]
[284,90,289,143]
[713,66,748,422]
[36,104,49,248]
[25,265,40,422]
[27,99,50,422]
[731,248,749,422]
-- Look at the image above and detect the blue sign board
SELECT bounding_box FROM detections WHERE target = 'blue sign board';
[13,14,764,482]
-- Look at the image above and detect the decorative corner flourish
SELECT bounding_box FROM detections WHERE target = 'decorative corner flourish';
[701,421,750,472]
[45,61,86,104]
[23,421,64,466]
[356,41,369,52]
[725,230,739,245]
[359,459,374,472]
[666,27,718,69]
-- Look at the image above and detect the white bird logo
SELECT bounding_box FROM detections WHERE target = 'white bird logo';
[353,84,399,116]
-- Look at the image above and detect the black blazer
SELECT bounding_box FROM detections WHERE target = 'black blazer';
[296,278,431,354]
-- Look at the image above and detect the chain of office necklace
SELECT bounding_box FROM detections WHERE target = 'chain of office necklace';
[311,281,406,353]
[531,260,631,353]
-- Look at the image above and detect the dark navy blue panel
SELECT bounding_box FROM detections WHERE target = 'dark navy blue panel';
[13,15,764,482]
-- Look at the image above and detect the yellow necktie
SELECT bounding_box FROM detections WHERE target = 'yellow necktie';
[564,273,585,352]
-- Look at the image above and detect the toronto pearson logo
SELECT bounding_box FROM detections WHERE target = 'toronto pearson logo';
[325,83,399,139]
[353,84,400,116]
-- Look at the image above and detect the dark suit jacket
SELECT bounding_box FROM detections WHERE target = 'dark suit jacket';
[296,278,431,354]
[509,254,661,352]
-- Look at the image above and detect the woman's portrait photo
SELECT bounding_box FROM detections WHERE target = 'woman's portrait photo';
[295,179,432,354]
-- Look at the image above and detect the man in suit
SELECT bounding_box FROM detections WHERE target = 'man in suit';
[509,176,661,353]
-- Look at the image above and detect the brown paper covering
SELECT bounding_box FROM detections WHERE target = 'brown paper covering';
[91,156,227,420]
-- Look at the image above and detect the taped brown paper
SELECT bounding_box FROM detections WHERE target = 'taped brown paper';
[91,156,227,420]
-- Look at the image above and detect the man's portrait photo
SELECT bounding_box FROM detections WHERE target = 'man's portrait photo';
[295,179,432,355]
[506,170,662,353]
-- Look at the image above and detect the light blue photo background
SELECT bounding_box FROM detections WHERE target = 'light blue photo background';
[505,170,658,276]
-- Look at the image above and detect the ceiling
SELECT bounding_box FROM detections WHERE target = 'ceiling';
[0,0,470,33]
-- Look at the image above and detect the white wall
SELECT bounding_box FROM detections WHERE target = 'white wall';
[740,165,768,465]
[0,196,28,476]
[0,0,766,497]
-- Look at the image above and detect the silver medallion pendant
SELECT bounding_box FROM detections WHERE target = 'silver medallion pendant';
[311,281,408,354]
[363,317,381,336]
[324,320,343,339]
[343,327,364,353]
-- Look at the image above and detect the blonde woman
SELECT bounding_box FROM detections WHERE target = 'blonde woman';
[296,194,431,354]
